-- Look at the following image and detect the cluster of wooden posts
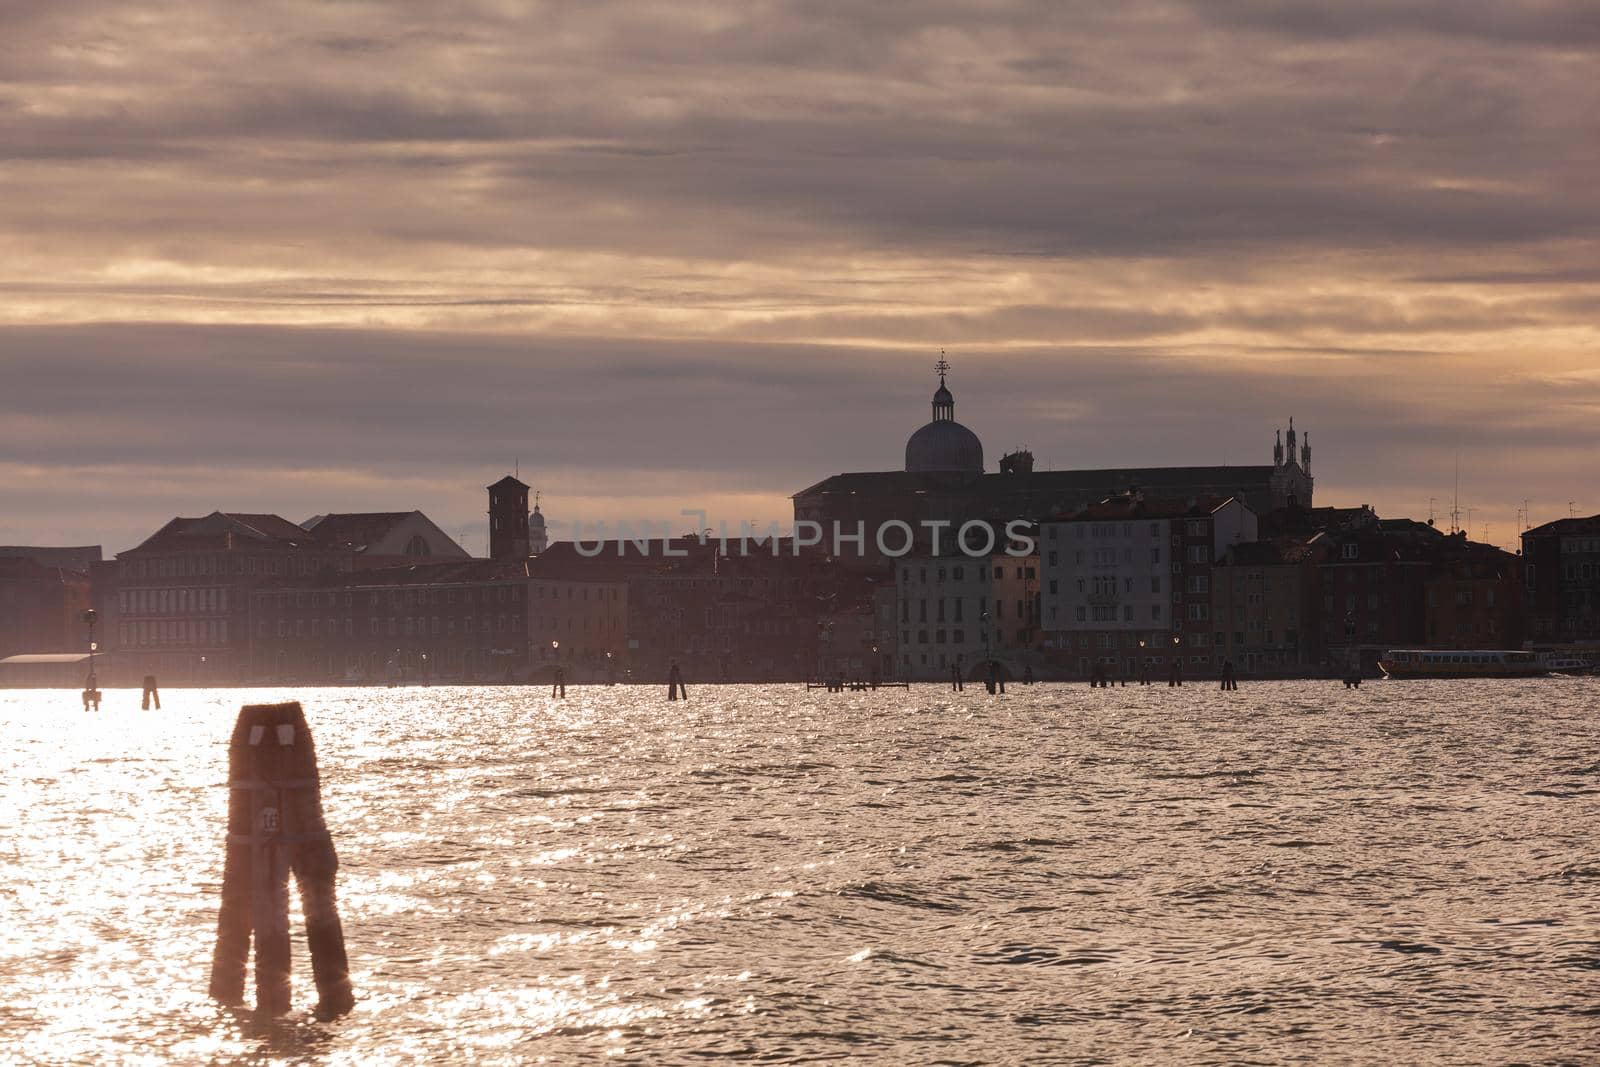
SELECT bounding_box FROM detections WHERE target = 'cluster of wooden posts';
[208,701,353,1020]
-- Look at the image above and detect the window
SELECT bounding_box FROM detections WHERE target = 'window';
[1151,576,1162,594]
[1342,543,1359,560]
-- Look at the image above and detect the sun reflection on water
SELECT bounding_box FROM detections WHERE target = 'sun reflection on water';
[2,680,1598,1062]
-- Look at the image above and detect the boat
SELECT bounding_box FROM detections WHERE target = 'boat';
[1544,656,1596,676]
[1378,649,1542,679]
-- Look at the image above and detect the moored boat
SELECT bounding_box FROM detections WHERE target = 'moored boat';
[1544,656,1596,676]
[1378,649,1542,679]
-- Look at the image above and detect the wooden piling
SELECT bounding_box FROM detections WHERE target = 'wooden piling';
[209,701,353,1019]
[668,664,687,701]
[551,667,566,698]
[141,675,161,710]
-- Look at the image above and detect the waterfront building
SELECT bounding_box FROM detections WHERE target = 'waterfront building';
[894,554,994,679]
[1308,514,1440,671]
[112,512,351,683]
[247,559,528,682]
[525,563,629,675]
[990,551,1042,654]
[1039,495,1257,678]
[793,363,1312,558]
[1422,538,1524,649]
[1212,540,1325,675]
[0,554,94,659]
[1521,514,1600,644]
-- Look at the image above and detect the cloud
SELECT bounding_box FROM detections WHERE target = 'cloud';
[0,0,1596,551]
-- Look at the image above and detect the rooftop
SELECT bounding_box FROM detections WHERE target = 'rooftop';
[1524,514,1600,538]
[795,465,1277,499]
[123,512,318,555]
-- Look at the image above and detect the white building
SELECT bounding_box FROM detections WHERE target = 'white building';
[893,546,1040,680]
[1040,495,1256,678]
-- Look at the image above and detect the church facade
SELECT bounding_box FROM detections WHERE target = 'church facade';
[792,364,1313,556]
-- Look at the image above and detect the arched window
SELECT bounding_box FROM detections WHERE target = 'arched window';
[404,534,432,558]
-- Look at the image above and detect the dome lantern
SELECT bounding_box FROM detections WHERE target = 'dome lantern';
[905,355,983,474]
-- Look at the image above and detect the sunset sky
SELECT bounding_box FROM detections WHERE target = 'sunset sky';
[3,0,1597,554]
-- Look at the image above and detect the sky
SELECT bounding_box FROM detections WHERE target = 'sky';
[3,0,1597,555]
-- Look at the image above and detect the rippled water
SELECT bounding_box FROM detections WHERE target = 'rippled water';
[2,680,1598,1064]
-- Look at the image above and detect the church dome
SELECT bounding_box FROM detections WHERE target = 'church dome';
[906,419,984,473]
[905,360,983,474]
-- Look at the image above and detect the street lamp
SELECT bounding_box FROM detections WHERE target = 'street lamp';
[81,608,98,686]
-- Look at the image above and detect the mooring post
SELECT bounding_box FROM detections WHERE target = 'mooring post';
[142,674,161,710]
[552,667,566,698]
[668,663,687,701]
[209,701,353,1019]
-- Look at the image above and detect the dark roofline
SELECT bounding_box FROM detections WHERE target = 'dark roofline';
[795,464,1280,497]
[1524,514,1600,537]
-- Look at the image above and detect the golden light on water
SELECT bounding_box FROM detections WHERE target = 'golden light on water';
[4,681,1599,1061]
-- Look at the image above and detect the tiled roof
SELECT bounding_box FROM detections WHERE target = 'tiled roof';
[301,512,416,550]
[124,512,317,554]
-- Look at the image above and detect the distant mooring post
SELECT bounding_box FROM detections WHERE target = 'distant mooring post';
[667,663,687,701]
[141,675,161,710]
[984,660,1005,695]
[1219,660,1238,691]
[1169,636,1184,687]
[80,608,101,711]
[551,667,566,699]
[209,701,354,1019]
[950,664,964,692]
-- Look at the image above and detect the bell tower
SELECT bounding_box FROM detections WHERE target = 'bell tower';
[529,491,549,555]
[487,474,530,560]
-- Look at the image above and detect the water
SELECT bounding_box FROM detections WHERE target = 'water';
[2,681,1597,1064]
